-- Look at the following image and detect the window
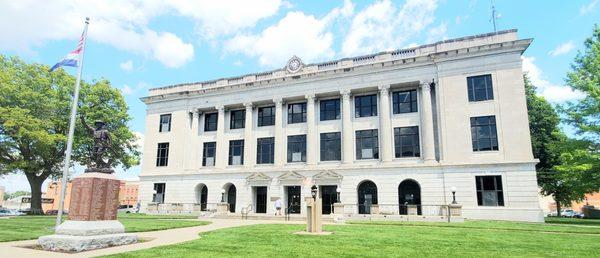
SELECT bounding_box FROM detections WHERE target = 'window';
[204,113,218,132]
[355,94,377,117]
[467,74,494,102]
[356,129,379,159]
[156,142,169,166]
[230,110,245,129]
[471,116,499,151]
[392,90,418,114]
[287,102,307,124]
[202,142,216,166]
[320,132,341,161]
[320,98,340,121]
[228,140,244,165]
[159,114,171,132]
[258,106,275,126]
[476,176,504,206]
[287,135,306,162]
[256,137,275,164]
[394,126,420,158]
[153,183,166,203]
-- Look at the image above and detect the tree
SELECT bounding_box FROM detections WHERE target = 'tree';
[0,55,140,214]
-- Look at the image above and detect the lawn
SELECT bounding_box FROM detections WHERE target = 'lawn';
[0,214,210,242]
[107,221,600,258]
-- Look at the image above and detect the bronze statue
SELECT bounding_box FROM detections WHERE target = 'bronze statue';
[84,120,114,173]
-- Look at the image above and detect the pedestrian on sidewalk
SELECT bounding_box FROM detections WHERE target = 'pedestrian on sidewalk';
[275,198,282,215]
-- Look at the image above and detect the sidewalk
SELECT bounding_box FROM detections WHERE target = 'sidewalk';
[0,218,306,258]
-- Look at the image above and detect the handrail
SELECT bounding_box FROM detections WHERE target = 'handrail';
[241,204,252,220]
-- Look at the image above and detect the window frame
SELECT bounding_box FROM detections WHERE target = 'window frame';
[156,142,169,167]
[287,135,307,163]
[475,175,504,206]
[392,90,418,114]
[470,115,499,152]
[354,94,378,118]
[319,98,341,121]
[355,129,379,160]
[202,142,216,167]
[159,114,172,132]
[257,106,275,127]
[320,132,341,161]
[256,137,275,164]
[467,74,494,102]
[287,102,307,124]
[204,113,218,132]
[230,109,246,129]
[393,126,420,158]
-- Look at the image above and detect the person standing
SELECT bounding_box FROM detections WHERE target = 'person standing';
[274,198,282,215]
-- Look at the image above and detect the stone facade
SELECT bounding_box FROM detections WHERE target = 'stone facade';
[139,29,543,222]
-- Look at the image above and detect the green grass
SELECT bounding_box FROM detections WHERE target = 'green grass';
[545,216,600,226]
[0,215,210,242]
[106,221,600,258]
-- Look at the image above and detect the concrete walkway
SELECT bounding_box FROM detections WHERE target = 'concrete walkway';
[0,218,307,258]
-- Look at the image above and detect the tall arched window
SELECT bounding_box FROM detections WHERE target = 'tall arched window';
[196,184,208,211]
[224,183,237,213]
[357,180,378,214]
[398,179,421,215]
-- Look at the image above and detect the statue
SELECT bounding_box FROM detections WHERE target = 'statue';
[84,120,114,173]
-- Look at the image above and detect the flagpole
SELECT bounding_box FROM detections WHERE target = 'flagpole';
[55,17,90,230]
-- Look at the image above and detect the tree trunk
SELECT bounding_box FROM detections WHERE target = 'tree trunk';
[556,199,561,217]
[26,174,46,215]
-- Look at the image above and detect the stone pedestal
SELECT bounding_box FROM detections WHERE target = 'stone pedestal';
[305,197,322,233]
[407,205,418,216]
[370,204,380,215]
[38,173,137,252]
[333,203,345,214]
[448,204,463,222]
[216,202,229,214]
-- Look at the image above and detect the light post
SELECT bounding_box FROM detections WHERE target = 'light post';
[221,188,226,203]
[311,185,318,201]
[336,187,341,203]
[450,186,457,204]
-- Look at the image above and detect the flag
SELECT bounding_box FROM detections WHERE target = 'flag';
[50,32,86,72]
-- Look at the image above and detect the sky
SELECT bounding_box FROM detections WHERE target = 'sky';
[0,0,598,192]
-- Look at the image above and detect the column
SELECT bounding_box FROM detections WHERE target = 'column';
[243,102,255,168]
[419,81,437,164]
[273,98,285,166]
[215,105,227,168]
[340,89,353,164]
[378,85,393,162]
[305,94,317,165]
[190,109,200,169]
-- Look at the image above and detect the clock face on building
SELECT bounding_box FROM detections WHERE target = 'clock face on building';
[286,56,303,73]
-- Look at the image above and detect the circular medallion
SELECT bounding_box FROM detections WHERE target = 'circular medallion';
[286,56,303,74]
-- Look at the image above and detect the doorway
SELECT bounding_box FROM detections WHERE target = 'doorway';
[320,185,337,214]
[226,184,236,213]
[255,186,267,214]
[197,184,208,211]
[398,180,421,215]
[357,180,378,214]
[286,186,301,214]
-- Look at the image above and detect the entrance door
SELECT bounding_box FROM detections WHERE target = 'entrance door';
[255,186,267,213]
[227,185,237,213]
[398,180,421,215]
[320,185,337,214]
[286,186,301,214]
[358,181,378,214]
[199,185,208,211]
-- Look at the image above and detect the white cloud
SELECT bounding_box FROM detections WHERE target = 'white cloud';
[133,131,144,152]
[521,56,585,103]
[120,60,134,72]
[121,84,134,95]
[120,82,151,96]
[580,0,598,15]
[341,0,438,56]
[427,22,447,43]
[548,41,575,57]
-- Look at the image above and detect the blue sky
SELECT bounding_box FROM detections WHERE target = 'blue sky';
[0,0,598,192]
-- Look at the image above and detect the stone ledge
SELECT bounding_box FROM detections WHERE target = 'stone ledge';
[55,220,125,236]
[38,233,137,252]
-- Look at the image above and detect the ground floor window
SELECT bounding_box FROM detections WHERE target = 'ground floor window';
[153,183,165,203]
[357,180,378,214]
[476,175,504,206]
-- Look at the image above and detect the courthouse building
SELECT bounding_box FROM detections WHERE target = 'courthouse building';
[139,29,543,222]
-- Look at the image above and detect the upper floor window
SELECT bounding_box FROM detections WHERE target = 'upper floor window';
[257,137,275,164]
[356,129,379,159]
[204,113,218,132]
[320,132,341,161]
[320,98,340,121]
[355,94,377,118]
[288,102,307,124]
[230,110,245,129]
[470,116,499,151]
[202,142,216,166]
[476,175,504,206]
[228,140,244,165]
[467,74,494,102]
[159,114,171,132]
[392,90,418,114]
[394,126,420,158]
[258,106,275,127]
[287,135,306,163]
[156,142,169,167]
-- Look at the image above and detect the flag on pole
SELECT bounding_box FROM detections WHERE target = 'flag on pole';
[50,31,86,72]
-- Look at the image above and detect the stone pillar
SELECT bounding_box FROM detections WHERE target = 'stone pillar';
[243,102,255,168]
[306,94,317,165]
[341,89,353,164]
[419,82,436,164]
[190,109,199,169]
[378,85,393,162]
[216,105,227,168]
[274,98,285,166]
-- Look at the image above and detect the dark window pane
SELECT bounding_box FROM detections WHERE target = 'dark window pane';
[159,114,172,132]
[394,126,420,158]
[355,95,377,118]
[471,115,499,152]
[392,90,418,114]
[257,137,275,164]
[202,142,216,166]
[156,142,169,167]
[204,113,218,131]
[467,74,494,102]
[320,99,340,121]
[258,106,275,127]
[287,135,306,162]
[475,176,504,206]
[228,140,244,165]
[288,103,307,124]
[356,129,379,159]
[230,110,246,129]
